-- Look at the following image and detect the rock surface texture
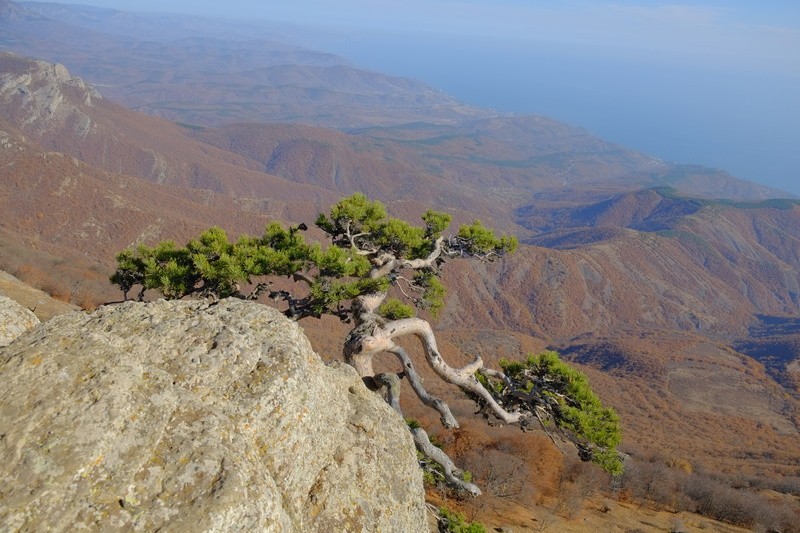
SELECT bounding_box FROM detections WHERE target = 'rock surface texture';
[0,298,426,532]
[0,294,39,347]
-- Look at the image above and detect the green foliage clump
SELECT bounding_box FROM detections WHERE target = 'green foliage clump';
[475,371,503,394]
[316,193,450,260]
[113,240,198,300]
[310,244,370,278]
[186,227,245,298]
[379,298,415,320]
[405,418,421,429]
[495,351,623,474]
[375,217,426,257]
[109,248,147,301]
[413,270,446,316]
[437,507,486,533]
[307,277,389,317]
[111,227,302,301]
[317,192,387,235]
[456,220,518,257]
[422,209,452,237]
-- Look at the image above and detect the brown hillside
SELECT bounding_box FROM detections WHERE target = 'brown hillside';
[189,122,510,227]
[0,121,277,254]
[0,52,339,209]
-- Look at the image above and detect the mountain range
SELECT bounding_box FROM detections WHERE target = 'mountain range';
[1,0,799,515]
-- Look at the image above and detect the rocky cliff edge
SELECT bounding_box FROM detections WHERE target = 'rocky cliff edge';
[0,298,426,532]
[0,294,38,347]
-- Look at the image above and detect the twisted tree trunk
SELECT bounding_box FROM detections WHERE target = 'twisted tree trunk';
[343,291,524,495]
[344,292,522,424]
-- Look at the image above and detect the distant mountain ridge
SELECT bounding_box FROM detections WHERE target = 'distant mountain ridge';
[3,0,488,128]
[0,0,45,21]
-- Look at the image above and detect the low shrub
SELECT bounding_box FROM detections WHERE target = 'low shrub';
[437,507,486,533]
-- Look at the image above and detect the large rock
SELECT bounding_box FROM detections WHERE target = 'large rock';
[0,294,39,347]
[0,299,426,532]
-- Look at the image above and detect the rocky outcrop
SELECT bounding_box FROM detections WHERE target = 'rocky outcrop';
[0,298,426,532]
[0,294,38,346]
[0,51,99,135]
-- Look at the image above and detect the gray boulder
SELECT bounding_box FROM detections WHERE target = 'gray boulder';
[0,298,426,532]
[0,294,39,347]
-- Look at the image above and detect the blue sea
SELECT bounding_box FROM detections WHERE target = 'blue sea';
[306,31,800,197]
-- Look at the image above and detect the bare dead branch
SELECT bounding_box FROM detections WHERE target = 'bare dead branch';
[410,426,482,496]
[392,276,420,301]
[377,371,481,496]
[388,345,459,428]
[535,407,566,454]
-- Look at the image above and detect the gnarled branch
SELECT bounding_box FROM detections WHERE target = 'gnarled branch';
[376,317,523,424]
[387,345,459,429]
[376,373,481,497]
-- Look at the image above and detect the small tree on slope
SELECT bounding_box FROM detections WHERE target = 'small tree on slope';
[111,193,622,494]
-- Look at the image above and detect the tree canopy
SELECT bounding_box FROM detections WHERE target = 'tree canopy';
[111,193,622,493]
[111,194,515,317]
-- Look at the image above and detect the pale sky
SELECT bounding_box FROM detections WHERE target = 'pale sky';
[58,3,798,49]
[39,1,800,195]
[52,1,800,72]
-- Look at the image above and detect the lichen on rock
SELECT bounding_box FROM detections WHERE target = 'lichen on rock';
[0,298,425,532]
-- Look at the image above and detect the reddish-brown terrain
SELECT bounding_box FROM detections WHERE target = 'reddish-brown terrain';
[2,1,799,529]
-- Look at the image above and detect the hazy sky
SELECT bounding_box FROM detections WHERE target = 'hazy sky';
[51,1,800,195]
[54,0,800,70]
